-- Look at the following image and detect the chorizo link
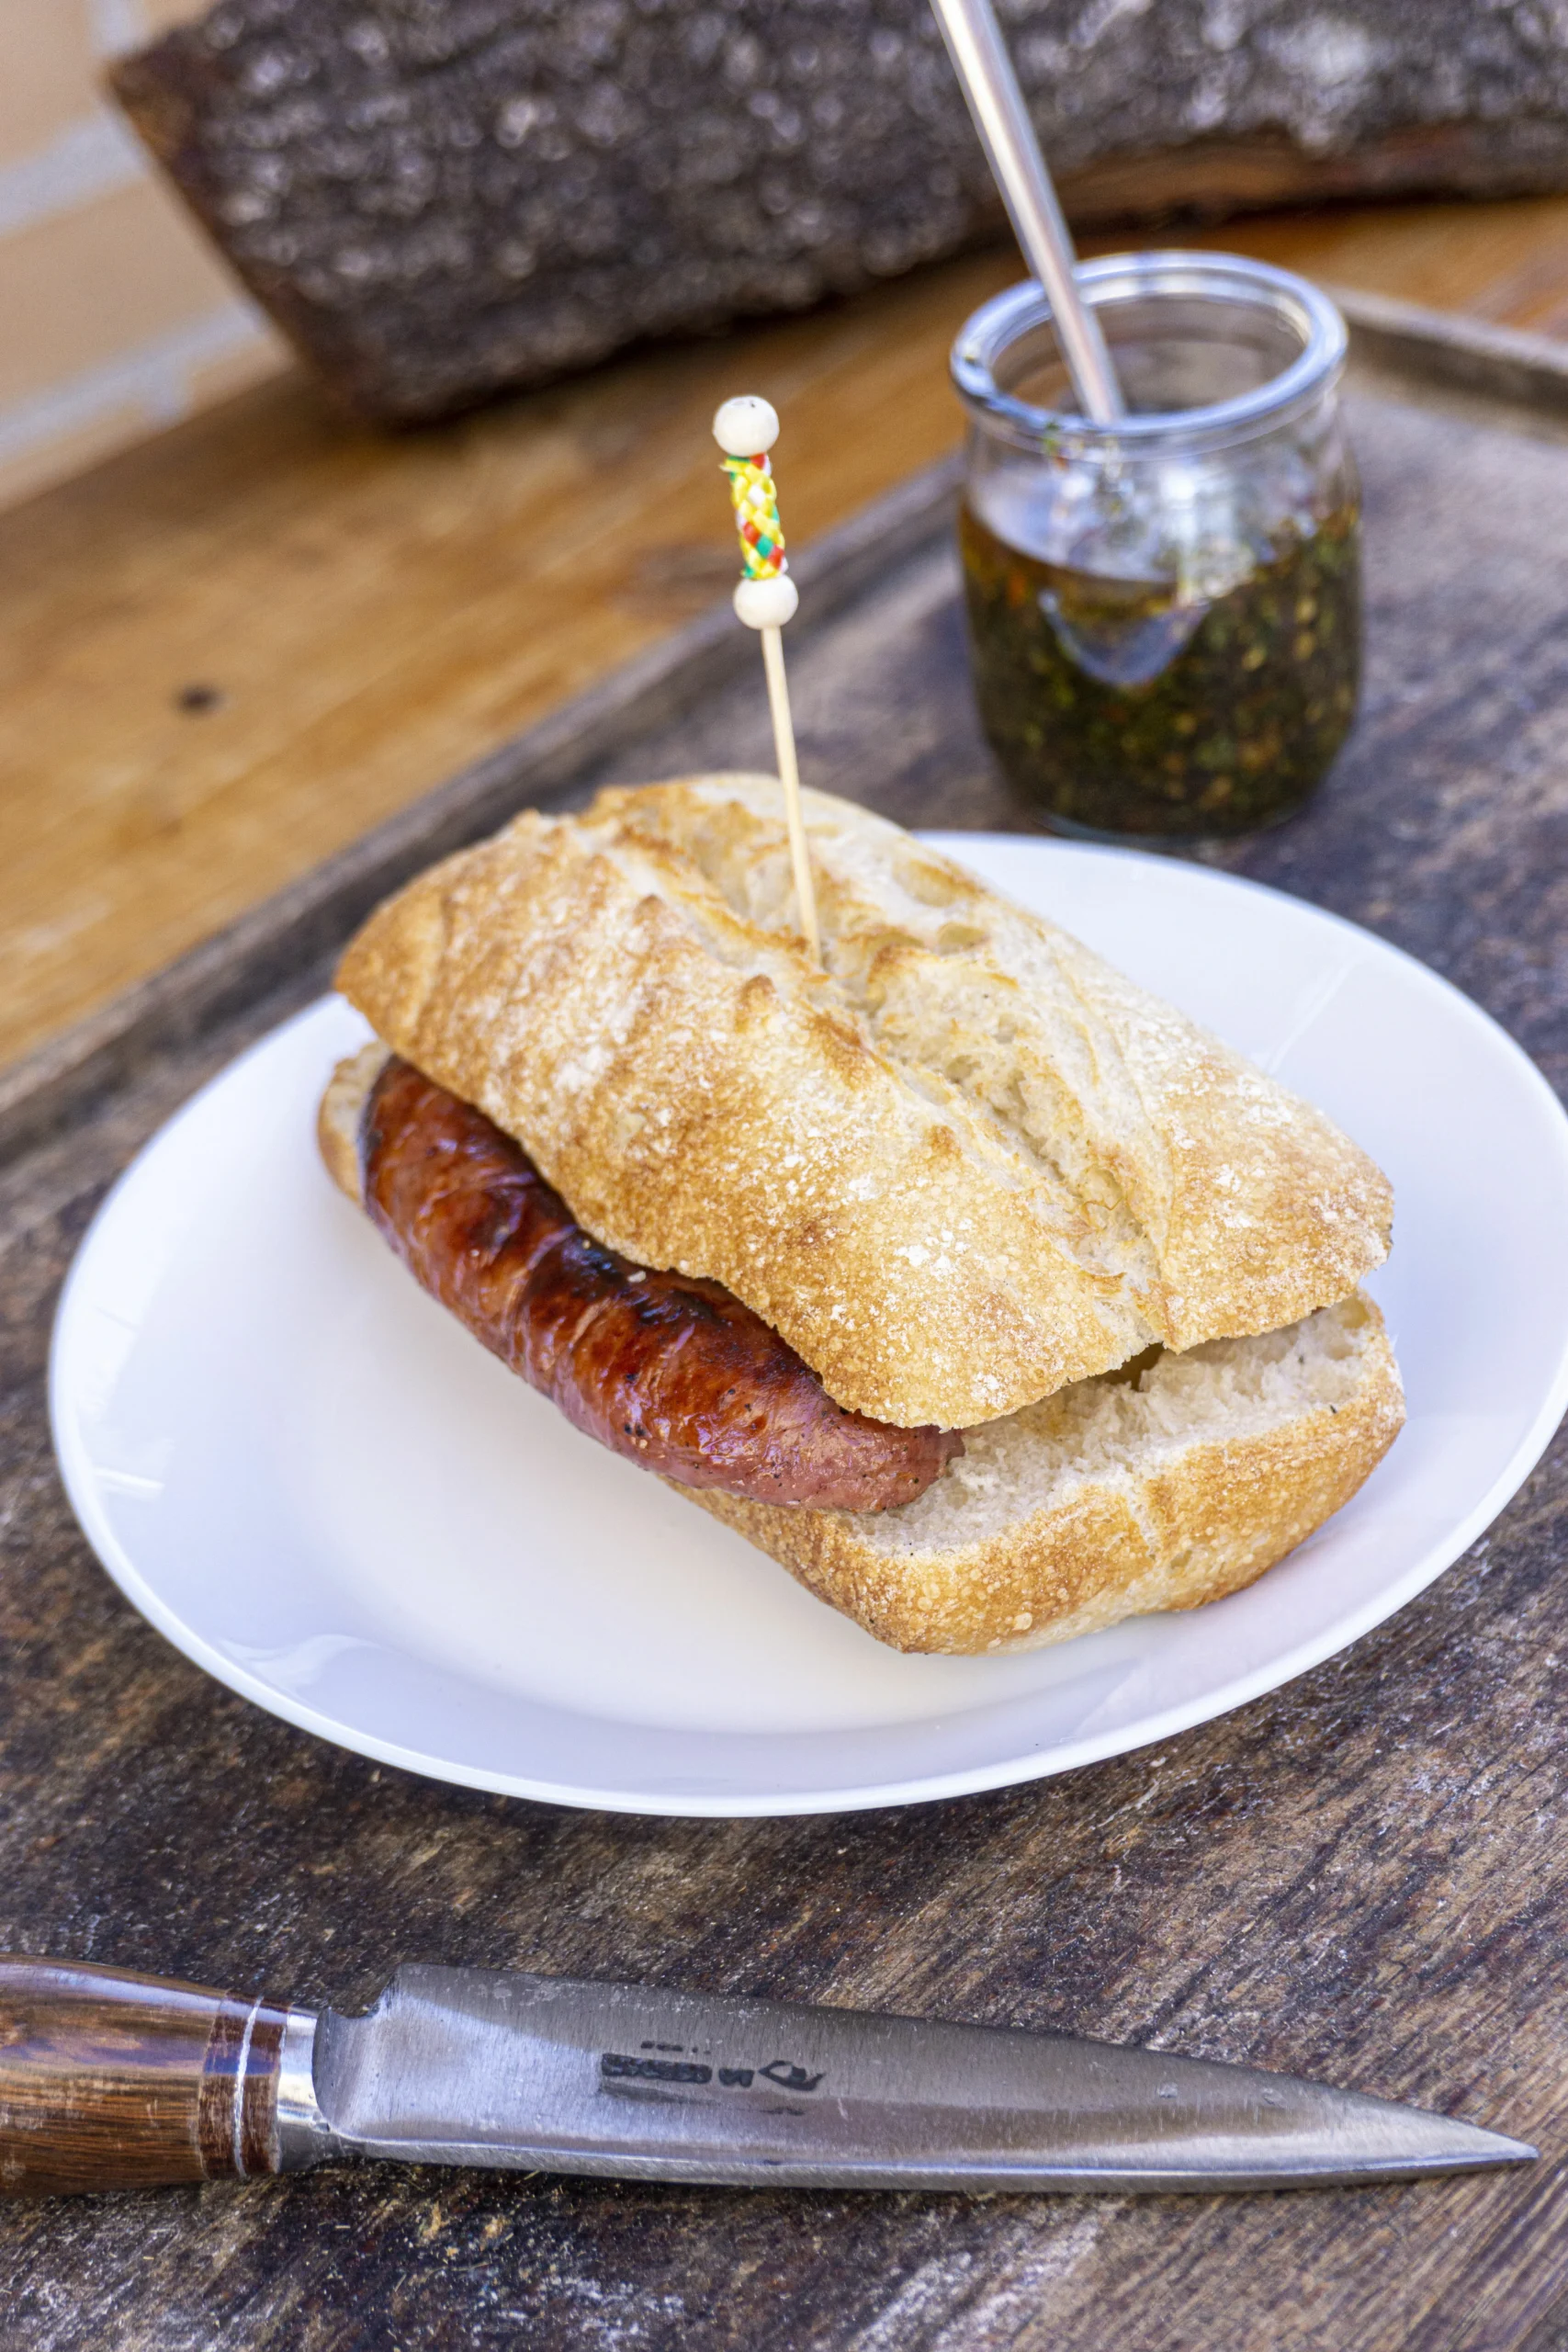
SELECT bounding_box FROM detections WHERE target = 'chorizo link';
[360,1057,963,1510]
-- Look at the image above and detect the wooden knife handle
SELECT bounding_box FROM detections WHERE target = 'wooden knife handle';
[0,1955,310,2198]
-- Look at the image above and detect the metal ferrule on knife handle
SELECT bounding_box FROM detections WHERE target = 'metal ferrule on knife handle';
[0,1956,328,2197]
[274,2005,334,2171]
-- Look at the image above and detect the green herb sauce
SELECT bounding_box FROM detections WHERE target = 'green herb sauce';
[959,500,1361,838]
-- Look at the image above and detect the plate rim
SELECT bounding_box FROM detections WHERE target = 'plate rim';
[49,834,1568,1817]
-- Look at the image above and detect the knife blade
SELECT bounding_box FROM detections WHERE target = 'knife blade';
[0,1954,1532,2198]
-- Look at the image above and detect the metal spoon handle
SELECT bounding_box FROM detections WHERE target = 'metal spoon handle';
[930,0,1124,423]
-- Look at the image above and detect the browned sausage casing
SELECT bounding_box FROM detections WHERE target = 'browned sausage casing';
[360,1058,964,1511]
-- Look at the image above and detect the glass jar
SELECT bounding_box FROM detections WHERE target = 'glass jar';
[952,253,1361,840]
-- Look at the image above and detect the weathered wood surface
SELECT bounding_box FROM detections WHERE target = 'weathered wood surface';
[0,243,1020,1077]
[3,370,1568,2346]
[112,0,1568,424]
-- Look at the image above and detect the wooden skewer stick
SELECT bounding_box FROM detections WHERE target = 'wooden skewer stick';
[757,622,819,965]
[713,395,821,963]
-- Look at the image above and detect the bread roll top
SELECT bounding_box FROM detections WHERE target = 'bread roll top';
[334,776,1392,1429]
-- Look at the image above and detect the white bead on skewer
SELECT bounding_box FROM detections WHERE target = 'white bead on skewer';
[713,395,820,963]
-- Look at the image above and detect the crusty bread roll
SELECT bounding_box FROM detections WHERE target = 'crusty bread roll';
[335,776,1392,1430]
[318,1042,1404,1656]
[682,1293,1403,1653]
[316,1038,387,1202]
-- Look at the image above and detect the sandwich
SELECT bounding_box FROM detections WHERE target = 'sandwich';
[320,775,1404,1655]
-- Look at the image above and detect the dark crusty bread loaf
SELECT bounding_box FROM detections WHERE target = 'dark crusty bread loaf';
[334,777,1393,1430]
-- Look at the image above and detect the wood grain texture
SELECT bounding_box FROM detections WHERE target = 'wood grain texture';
[0,1958,289,2198]
[11,197,1568,1075]
[1,353,1566,2345]
[0,244,1015,1074]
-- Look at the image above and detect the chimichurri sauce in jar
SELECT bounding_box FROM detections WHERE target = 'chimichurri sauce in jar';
[959,500,1361,837]
[952,256,1364,841]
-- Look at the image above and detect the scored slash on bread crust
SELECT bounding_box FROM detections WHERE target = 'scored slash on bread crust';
[677,1292,1404,1655]
[334,777,1393,1431]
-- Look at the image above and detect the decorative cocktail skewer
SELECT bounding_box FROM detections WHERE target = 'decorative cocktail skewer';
[712,394,821,964]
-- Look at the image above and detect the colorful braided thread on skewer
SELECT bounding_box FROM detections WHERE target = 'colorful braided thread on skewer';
[722,450,787,582]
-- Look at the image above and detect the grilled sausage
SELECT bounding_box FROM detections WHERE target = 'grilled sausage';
[360,1057,964,1510]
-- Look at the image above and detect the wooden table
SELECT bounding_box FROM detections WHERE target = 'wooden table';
[4,279,1568,2347]
[6,195,1568,2351]
[8,191,1568,1075]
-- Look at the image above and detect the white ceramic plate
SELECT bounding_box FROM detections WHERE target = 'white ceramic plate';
[51,837,1568,1816]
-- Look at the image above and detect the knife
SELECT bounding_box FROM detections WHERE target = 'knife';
[0,1954,1533,2199]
